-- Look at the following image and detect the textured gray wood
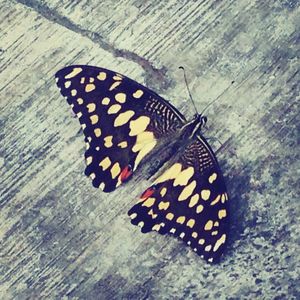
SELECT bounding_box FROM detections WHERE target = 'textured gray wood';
[0,0,299,299]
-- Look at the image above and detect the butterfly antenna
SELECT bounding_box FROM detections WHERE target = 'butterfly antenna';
[179,66,198,114]
[201,80,235,115]
[200,96,220,115]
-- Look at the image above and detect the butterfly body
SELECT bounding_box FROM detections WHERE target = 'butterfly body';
[55,65,229,263]
[180,114,208,139]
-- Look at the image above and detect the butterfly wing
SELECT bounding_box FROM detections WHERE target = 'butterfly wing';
[55,65,185,192]
[128,136,229,263]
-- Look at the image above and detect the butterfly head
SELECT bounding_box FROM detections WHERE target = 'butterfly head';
[198,114,207,128]
[193,113,208,130]
[182,114,208,139]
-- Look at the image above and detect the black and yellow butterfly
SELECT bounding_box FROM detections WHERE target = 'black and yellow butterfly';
[55,65,229,263]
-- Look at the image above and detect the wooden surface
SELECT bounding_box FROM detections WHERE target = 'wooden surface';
[1,0,299,299]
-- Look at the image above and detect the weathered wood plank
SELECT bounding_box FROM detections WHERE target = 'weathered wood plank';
[1,0,299,299]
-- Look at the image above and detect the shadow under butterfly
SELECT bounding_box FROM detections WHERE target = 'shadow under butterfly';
[55,65,229,263]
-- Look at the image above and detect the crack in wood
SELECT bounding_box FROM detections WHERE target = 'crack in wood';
[15,0,172,91]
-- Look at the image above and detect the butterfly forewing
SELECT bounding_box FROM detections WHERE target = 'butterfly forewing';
[55,65,185,192]
[128,137,229,263]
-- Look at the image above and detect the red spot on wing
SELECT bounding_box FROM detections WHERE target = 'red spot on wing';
[140,187,155,201]
[120,165,133,182]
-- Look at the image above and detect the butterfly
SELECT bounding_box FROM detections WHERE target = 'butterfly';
[55,65,229,263]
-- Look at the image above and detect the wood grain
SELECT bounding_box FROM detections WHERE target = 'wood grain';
[1,0,299,299]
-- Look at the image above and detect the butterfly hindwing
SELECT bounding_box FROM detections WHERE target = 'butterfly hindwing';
[55,65,185,192]
[128,137,229,263]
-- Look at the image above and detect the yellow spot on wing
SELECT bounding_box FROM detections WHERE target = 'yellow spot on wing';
[204,220,213,231]
[192,232,198,238]
[134,140,157,170]
[109,81,121,91]
[115,93,126,103]
[208,172,217,184]
[113,75,122,81]
[85,84,95,92]
[132,131,155,152]
[189,194,199,207]
[90,173,96,180]
[158,201,170,210]
[108,104,121,114]
[64,81,71,88]
[129,116,150,136]
[178,180,196,201]
[221,194,226,203]
[187,219,195,228]
[166,213,174,220]
[142,197,155,207]
[198,239,205,245]
[213,234,226,252]
[114,110,135,127]
[138,221,144,228]
[87,103,96,113]
[118,141,128,148]
[130,213,137,220]
[152,224,161,231]
[90,115,99,124]
[210,194,221,206]
[110,162,121,179]
[218,209,227,219]
[196,205,204,214]
[77,98,83,105]
[99,182,105,190]
[94,128,101,137]
[155,163,182,184]
[99,157,111,171]
[148,209,158,219]
[138,131,155,143]
[201,189,211,200]
[116,177,122,188]
[205,245,212,252]
[102,97,110,105]
[160,187,167,197]
[212,231,218,236]
[71,89,77,96]
[65,67,82,79]
[173,167,195,186]
[176,216,186,224]
[97,72,106,81]
[86,156,93,165]
[104,136,113,148]
[133,89,144,98]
